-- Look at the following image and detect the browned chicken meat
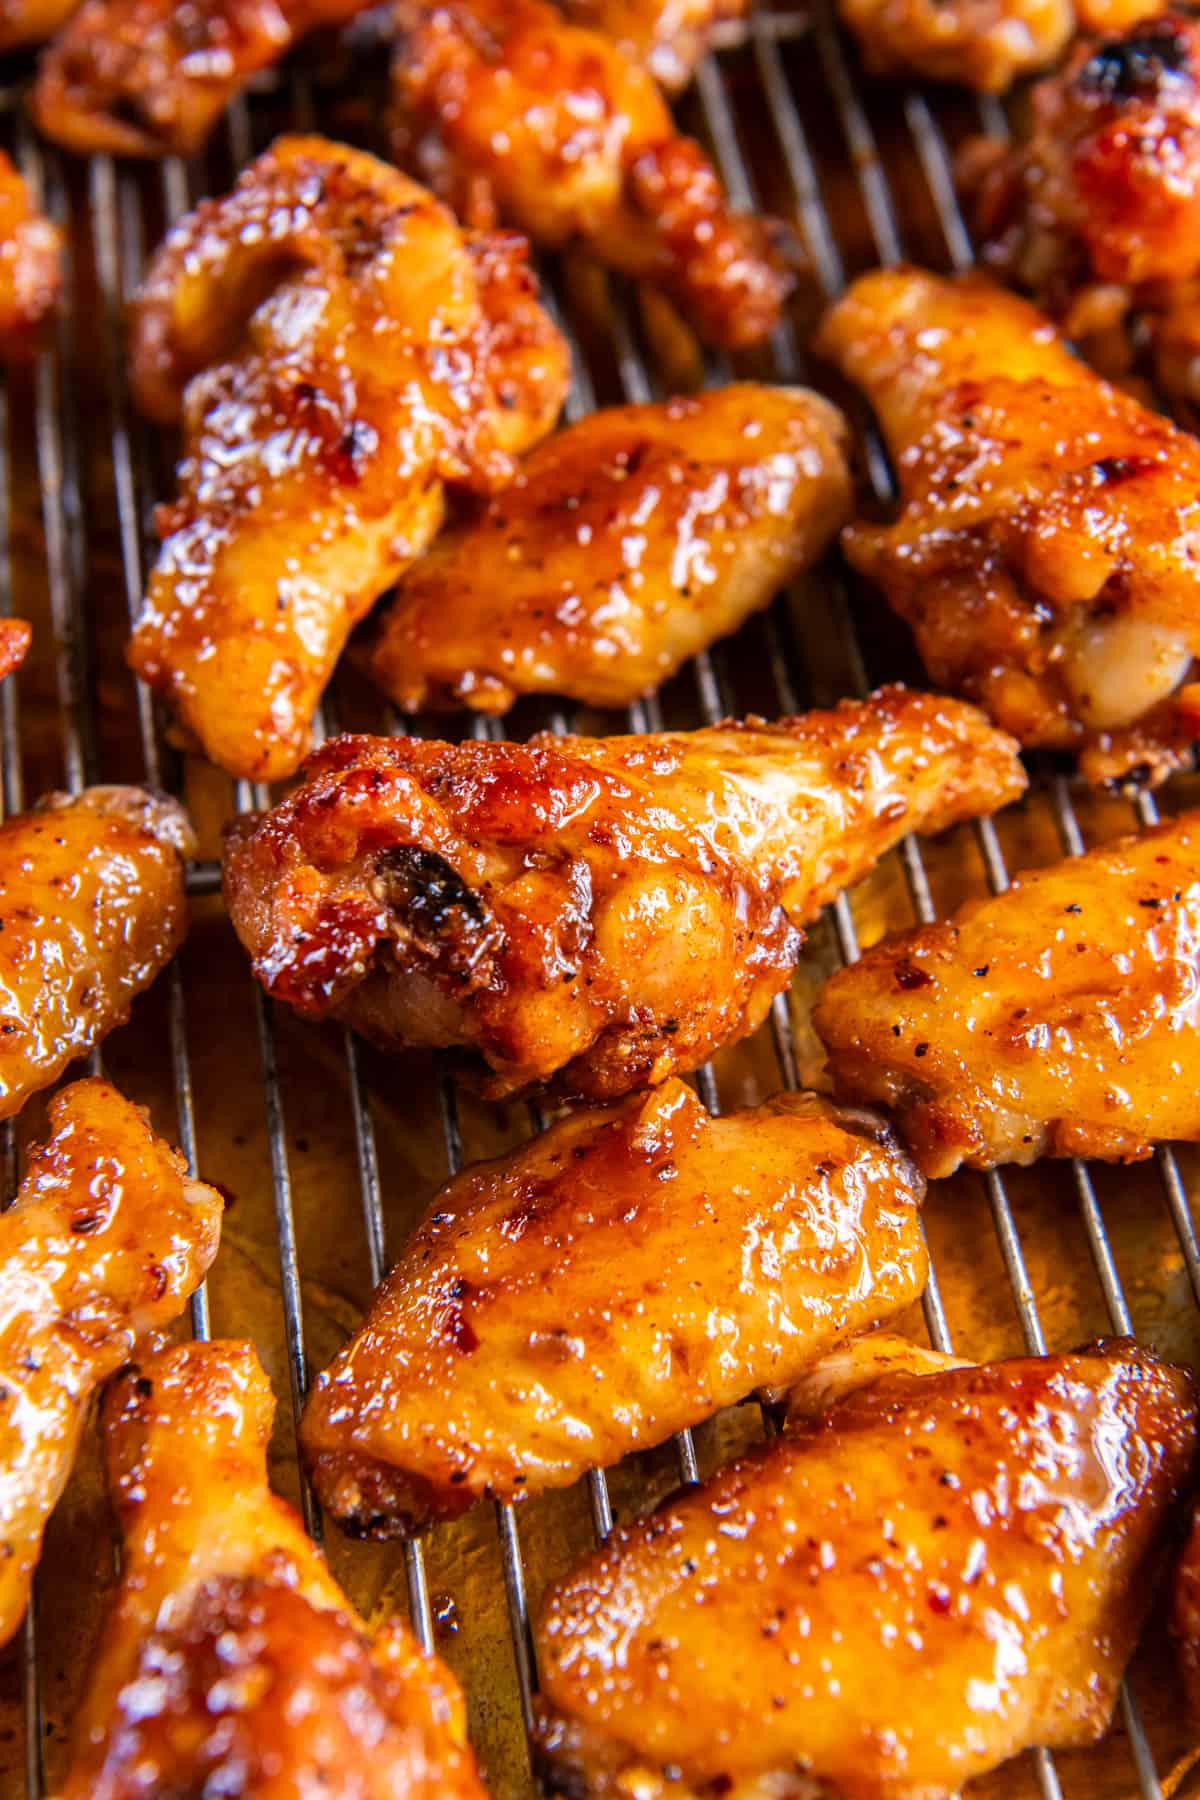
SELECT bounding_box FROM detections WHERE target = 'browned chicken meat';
[0,152,60,358]
[301,1079,927,1535]
[62,1339,488,1799]
[561,0,747,90]
[814,810,1200,1178]
[222,689,1024,1102]
[31,0,369,156]
[0,618,29,679]
[125,136,568,783]
[969,14,1200,402]
[1172,1503,1200,1717]
[535,1333,1197,1800]
[0,786,192,1122]
[818,266,1200,787]
[390,0,792,350]
[0,1079,222,1650]
[0,0,75,50]
[838,0,1072,92]
[361,385,851,715]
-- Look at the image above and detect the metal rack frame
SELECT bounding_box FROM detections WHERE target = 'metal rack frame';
[1,7,1197,1795]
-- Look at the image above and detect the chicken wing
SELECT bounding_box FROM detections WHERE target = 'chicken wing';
[0,1078,221,1650]
[0,152,60,357]
[390,0,792,351]
[61,1339,487,1799]
[361,385,851,715]
[0,618,29,679]
[0,786,192,1122]
[813,810,1200,1177]
[969,14,1200,401]
[301,1079,927,1536]
[837,0,1071,92]
[560,0,747,91]
[222,689,1025,1102]
[125,137,568,783]
[534,1335,1197,1800]
[0,0,75,50]
[817,266,1200,787]
[31,0,368,157]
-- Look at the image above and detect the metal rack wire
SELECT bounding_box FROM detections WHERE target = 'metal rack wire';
[1,6,1198,1796]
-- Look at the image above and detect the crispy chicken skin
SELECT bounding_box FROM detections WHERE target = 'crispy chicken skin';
[1172,1504,1200,1717]
[0,786,192,1122]
[0,152,60,357]
[818,267,1200,788]
[61,1340,487,1800]
[31,0,365,156]
[0,1079,221,1651]
[301,1079,927,1536]
[813,811,1200,1178]
[0,618,29,679]
[837,0,1071,92]
[125,137,568,783]
[534,1336,1198,1800]
[390,0,792,351]
[222,690,1025,1101]
[560,0,747,91]
[361,385,852,715]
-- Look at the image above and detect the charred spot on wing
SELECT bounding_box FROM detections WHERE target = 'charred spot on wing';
[373,845,501,979]
[1077,25,1190,102]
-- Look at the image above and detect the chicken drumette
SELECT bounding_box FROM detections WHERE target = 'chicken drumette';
[61,1339,487,1799]
[0,1079,222,1649]
[818,266,1200,787]
[814,810,1200,1176]
[301,1079,927,1535]
[223,691,1024,1101]
[969,12,1200,403]
[535,1334,1197,1800]
[361,384,851,715]
[561,0,747,90]
[0,786,192,1121]
[390,0,792,350]
[125,136,568,783]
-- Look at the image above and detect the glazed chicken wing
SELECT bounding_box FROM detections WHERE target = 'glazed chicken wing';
[0,786,192,1121]
[0,0,75,50]
[361,385,851,715]
[814,810,1200,1177]
[0,618,29,679]
[61,1340,487,1799]
[0,152,60,358]
[560,0,747,91]
[534,1335,1197,1800]
[970,14,1200,401]
[301,1079,927,1535]
[31,0,366,156]
[390,0,792,351]
[818,266,1200,787]
[126,136,568,783]
[222,689,1024,1101]
[0,1078,221,1650]
[837,0,1071,92]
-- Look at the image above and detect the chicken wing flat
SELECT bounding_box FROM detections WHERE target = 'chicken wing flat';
[0,618,29,679]
[0,786,192,1122]
[62,1339,487,1800]
[361,385,851,715]
[0,1078,222,1650]
[125,137,568,782]
[390,0,792,351]
[813,810,1200,1177]
[534,1335,1197,1800]
[560,0,747,91]
[301,1078,927,1536]
[222,689,1024,1101]
[0,152,60,358]
[817,266,1200,788]
[837,0,1071,92]
[31,0,367,157]
[969,14,1200,401]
